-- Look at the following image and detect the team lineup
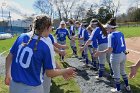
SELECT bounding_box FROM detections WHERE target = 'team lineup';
[5,15,138,93]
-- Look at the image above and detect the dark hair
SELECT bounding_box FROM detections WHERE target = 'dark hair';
[91,19,107,36]
[69,19,74,25]
[22,15,52,51]
[107,18,116,29]
[82,21,88,28]
[86,25,93,32]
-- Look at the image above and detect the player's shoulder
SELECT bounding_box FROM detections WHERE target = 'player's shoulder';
[17,33,30,42]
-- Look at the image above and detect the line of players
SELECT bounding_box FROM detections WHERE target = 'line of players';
[54,18,131,93]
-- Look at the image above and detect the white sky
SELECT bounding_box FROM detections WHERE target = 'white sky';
[0,0,140,20]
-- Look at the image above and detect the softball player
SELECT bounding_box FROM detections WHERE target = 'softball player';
[75,21,84,60]
[55,21,71,61]
[5,15,76,93]
[68,19,78,57]
[95,18,131,92]
[81,19,113,79]
[86,26,98,69]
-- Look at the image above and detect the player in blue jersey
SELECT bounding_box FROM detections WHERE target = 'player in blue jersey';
[55,21,71,61]
[80,19,113,79]
[5,15,76,93]
[75,21,84,60]
[86,26,98,69]
[95,18,131,93]
[68,19,78,57]
[78,22,89,66]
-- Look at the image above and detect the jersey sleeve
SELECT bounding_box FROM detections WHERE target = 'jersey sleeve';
[81,29,85,38]
[49,34,56,44]
[55,29,58,35]
[10,34,30,55]
[10,37,19,55]
[43,45,56,70]
[88,29,97,41]
[108,34,114,48]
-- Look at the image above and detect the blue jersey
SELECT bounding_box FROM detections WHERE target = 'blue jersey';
[108,31,126,54]
[69,25,75,36]
[81,29,89,41]
[92,39,98,48]
[49,34,56,44]
[78,27,83,38]
[89,27,108,45]
[10,34,56,86]
[55,28,69,41]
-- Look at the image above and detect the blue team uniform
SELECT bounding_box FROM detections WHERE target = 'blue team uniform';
[89,27,108,45]
[69,25,75,36]
[55,28,69,41]
[81,29,89,41]
[10,33,56,86]
[108,31,126,53]
[49,34,56,44]
[108,31,129,91]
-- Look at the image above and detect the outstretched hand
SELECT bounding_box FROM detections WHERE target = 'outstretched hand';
[94,51,101,57]
[63,67,77,80]
[127,65,137,79]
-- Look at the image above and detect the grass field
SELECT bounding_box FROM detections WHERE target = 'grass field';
[118,27,140,38]
[0,26,140,93]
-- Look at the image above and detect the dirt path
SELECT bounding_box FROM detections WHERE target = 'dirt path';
[65,58,130,93]
[0,55,5,76]
[126,37,140,63]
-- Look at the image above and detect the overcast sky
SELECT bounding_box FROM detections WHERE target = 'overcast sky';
[0,0,139,20]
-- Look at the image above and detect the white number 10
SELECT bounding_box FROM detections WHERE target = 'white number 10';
[16,45,33,68]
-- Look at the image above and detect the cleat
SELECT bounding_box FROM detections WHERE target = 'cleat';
[111,88,121,93]
[95,76,103,80]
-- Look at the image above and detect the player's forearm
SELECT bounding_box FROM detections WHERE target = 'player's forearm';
[5,53,13,76]
[135,59,140,69]
[83,40,91,49]
[100,48,113,54]
[46,69,68,78]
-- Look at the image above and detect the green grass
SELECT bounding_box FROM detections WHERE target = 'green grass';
[117,26,140,38]
[0,76,8,93]
[0,36,18,53]
[0,27,140,93]
[105,61,140,92]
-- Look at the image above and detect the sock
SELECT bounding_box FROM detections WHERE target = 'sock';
[62,56,64,60]
[99,64,105,77]
[85,54,88,64]
[114,78,121,91]
[122,74,129,86]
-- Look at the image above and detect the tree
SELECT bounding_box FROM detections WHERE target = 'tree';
[34,0,53,16]
[100,0,121,17]
[85,5,97,23]
[97,7,112,23]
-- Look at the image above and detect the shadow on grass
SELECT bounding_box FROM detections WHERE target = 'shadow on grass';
[61,62,90,80]
[50,80,75,93]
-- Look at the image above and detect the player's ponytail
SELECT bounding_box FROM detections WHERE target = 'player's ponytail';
[22,15,52,51]
[33,15,52,51]
[90,19,107,36]
[86,25,93,32]
[106,18,118,29]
